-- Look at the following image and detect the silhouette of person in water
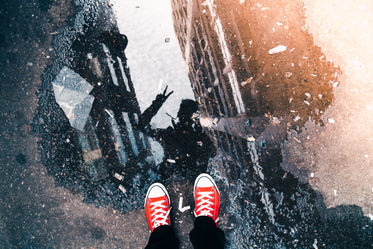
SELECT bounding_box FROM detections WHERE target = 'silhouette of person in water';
[98,27,128,60]
[139,87,215,178]
[90,28,139,115]
[98,28,131,91]
[73,27,214,178]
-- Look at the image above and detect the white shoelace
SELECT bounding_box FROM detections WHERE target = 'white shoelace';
[195,191,218,222]
[150,200,170,229]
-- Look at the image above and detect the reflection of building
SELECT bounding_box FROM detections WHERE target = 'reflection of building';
[171,0,337,134]
[170,2,355,247]
[171,0,256,159]
[171,0,261,117]
[70,31,159,193]
[169,2,369,248]
[36,24,170,210]
[171,0,280,227]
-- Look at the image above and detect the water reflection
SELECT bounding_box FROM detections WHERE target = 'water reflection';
[172,0,340,130]
[34,24,217,211]
[171,0,371,248]
[34,27,169,210]
[140,98,215,180]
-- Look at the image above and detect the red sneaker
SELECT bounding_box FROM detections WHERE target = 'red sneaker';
[145,183,171,232]
[193,173,220,224]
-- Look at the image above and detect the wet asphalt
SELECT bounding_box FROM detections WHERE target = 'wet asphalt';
[0,0,372,248]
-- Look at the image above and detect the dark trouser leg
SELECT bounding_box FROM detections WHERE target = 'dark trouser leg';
[145,225,180,249]
[189,216,226,249]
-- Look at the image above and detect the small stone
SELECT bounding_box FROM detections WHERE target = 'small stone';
[293,115,301,122]
[293,137,301,143]
[269,45,287,54]
[272,117,281,125]
[118,185,126,194]
[114,173,124,181]
[241,77,253,86]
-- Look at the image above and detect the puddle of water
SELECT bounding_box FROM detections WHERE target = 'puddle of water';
[34,6,217,214]
[33,4,161,211]
[171,0,371,248]
[31,0,372,247]
[174,0,340,130]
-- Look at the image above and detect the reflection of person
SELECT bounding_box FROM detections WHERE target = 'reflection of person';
[98,28,128,60]
[144,173,225,249]
[139,88,215,177]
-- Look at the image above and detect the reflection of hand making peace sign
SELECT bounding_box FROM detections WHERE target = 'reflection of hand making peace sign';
[155,85,174,103]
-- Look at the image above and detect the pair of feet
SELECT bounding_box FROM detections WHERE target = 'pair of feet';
[145,173,220,232]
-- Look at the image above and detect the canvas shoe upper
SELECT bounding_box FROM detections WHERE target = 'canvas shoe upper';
[193,173,220,224]
[145,183,171,232]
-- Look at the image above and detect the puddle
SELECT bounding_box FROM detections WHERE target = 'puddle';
[173,0,340,130]
[33,1,216,213]
[171,0,371,248]
[33,2,156,211]
[31,0,372,247]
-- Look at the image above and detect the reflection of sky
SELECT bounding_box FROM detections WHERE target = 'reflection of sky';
[111,0,194,128]
[301,0,373,216]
